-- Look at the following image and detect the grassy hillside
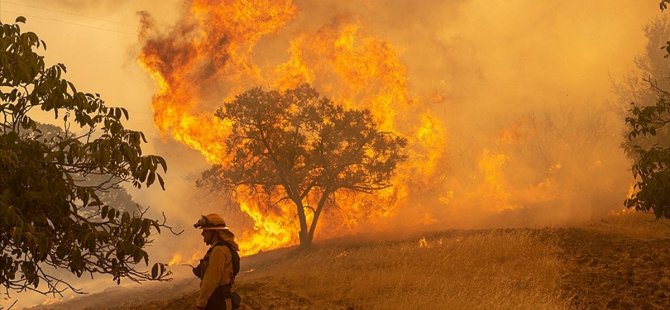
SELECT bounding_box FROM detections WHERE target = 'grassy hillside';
[30,213,670,310]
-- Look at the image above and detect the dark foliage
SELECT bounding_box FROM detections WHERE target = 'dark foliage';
[625,92,670,218]
[0,17,172,296]
[199,84,407,248]
[624,3,670,218]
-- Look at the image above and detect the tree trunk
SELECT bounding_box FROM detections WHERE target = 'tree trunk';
[295,199,312,248]
[299,231,312,248]
[307,190,330,245]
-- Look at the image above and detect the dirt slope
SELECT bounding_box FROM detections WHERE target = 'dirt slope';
[27,214,670,310]
[557,228,670,309]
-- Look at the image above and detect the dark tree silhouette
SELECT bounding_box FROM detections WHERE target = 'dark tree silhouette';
[614,15,670,157]
[0,17,172,297]
[623,3,670,218]
[199,84,407,248]
[625,89,670,218]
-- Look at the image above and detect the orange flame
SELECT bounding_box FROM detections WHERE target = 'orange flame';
[167,252,202,267]
[237,200,297,254]
[138,0,458,255]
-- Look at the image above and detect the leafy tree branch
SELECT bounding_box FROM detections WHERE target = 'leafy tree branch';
[1,17,175,297]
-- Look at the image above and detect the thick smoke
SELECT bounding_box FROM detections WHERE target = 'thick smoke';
[300,0,659,229]
[136,0,661,238]
[9,0,664,308]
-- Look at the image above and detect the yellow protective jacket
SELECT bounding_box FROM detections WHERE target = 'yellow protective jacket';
[196,239,235,308]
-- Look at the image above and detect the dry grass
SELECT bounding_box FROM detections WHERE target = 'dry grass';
[33,229,576,310]
[239,230,568,309]
[95,214,669,309]
[583,211,670,240]
[30,213,670,309]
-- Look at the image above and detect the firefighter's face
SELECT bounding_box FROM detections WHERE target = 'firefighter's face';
[201,230,215,245]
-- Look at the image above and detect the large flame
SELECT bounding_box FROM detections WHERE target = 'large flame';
[138,0,565,255]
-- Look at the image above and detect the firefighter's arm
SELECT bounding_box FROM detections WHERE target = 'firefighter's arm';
[195,246,231,308]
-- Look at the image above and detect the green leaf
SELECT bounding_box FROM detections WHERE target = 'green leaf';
[101,149,110,166]
[147,171,155,187]
[102,205,109,219]
[81,189,89,206]
[156,156,168,172]
[139,165,149,182]
[157,173,165,190]
[151,263,158,279]
[15,16,27,23]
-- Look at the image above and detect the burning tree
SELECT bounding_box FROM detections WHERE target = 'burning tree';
[0,18,171,296]
[199,84,407,248]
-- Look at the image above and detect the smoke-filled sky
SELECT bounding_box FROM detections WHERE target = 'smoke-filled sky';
[1,0,664,307]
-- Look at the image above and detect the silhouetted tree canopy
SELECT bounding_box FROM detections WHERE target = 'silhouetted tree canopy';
[0,17,171,296]
[199,84,407,248]
[625,90,670,218]
[615,16,670,157]
[624,3,670,218]
[32,124,142,218]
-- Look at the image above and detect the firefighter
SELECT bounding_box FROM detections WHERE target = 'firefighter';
[193,213,241,310]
